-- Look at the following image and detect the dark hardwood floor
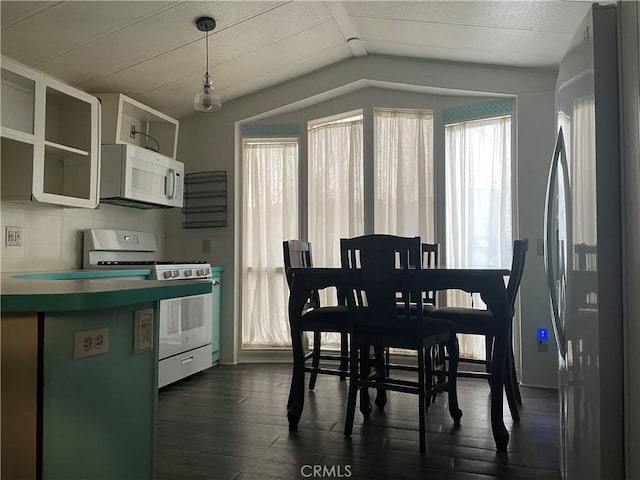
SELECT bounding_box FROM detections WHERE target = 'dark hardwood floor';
[156,364,560,480]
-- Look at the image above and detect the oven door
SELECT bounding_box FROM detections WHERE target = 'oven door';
[158,292,212,360]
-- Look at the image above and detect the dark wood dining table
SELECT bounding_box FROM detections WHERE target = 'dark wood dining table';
[286,266,513,452]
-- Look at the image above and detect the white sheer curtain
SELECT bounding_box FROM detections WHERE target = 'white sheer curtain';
[308,115,364,270]
[308,115,364,344]
[242,139,298,347]
[374,110,435,241]
[445,116,512,358]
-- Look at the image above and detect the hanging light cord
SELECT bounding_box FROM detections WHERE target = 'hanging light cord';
[131,130,160,153]
[205,27,210,81]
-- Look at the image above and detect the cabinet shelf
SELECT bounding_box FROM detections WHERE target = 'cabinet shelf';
[44,140,89,157]
[0,127,34,145]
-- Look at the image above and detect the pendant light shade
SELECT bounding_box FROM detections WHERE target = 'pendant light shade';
[193,16,221,113]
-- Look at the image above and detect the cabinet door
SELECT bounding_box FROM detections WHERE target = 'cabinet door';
[33,80,100,208]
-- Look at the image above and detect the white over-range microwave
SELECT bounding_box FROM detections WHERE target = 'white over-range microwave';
[100,144,184,209]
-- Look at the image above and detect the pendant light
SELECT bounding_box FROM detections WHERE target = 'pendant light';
[193,16,222,113]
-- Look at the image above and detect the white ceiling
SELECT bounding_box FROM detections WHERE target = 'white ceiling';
[1,1,591,119]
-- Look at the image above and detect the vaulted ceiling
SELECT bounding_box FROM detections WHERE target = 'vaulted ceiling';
[1,1,591,119]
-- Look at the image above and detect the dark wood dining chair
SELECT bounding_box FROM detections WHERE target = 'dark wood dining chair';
[385,243,443,394]
[340,234,462,452]
[283,240,349,390]
[428,239,528,421]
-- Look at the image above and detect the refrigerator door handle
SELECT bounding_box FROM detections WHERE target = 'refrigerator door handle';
[544,128,568,359]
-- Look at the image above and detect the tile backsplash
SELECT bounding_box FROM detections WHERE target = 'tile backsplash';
[1,202,165,273]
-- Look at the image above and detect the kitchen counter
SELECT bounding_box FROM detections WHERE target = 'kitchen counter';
[1,270,211,312]
[0,269,212,480]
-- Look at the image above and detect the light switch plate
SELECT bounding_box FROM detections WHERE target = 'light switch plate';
[134,309,153,354]
[5,226,23,246]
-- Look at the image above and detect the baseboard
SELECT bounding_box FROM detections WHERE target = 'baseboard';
[520,383,558,390]
[237,348,294,363]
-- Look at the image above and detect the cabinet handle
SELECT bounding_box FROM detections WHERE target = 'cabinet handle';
[212,280,220,286]
[180,355,194,365]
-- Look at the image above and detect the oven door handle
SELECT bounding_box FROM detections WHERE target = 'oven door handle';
[180,355,194,365]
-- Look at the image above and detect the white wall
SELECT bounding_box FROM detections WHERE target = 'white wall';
[170,55,560,386]
[1,203,165,272]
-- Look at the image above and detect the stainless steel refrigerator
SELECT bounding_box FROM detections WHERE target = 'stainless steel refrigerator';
[544,4,624,479]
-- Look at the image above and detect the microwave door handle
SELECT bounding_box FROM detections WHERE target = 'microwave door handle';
[166,168,176,199]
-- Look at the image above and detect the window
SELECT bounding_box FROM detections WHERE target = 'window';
[307,113,364,346]
[308,113,364,270]
[374,109,435,241]
[445,115,512,358]
[241,139,298,347]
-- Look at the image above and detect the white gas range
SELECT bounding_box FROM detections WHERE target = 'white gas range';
[83,229,215,387]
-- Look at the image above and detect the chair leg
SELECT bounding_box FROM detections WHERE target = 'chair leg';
[344,341,360,437]
[339,331,349,379]
[359,347,372,418]
[485,335,494,387]
[509,342,522,405]
[504,352,520,422]
[418,347,426,452]
[385,346,390,377]
[373,345,387,411]
[308,332,321,390]
[425,349,433,409]
[447,336,463,424]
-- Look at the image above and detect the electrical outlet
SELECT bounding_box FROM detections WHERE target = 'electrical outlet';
[74,328,109,359]
[130,124,137,139]
[134,309,153,354]
[5,226,23,246]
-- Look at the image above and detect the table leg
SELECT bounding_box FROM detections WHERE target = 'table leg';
[287,326,305,431]
[490,329,510,452]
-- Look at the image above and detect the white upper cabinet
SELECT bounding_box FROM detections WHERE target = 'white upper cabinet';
[1,56,101,208]
[95,93,179,160]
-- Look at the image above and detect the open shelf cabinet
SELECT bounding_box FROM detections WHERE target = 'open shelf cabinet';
[95,93,179,159]
[1,56,100,208]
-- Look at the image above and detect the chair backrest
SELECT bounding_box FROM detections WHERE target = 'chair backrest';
[422,243,439,269]
[283,239,320,308]
[574,243,597,271]
[506,239,529,316]
[422,243,439,306]
[340,234,422,329]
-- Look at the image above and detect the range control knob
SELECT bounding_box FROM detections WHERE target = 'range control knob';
[196,269,205,276]
[172,270,180,278]
[184,270,193,277]
[163,271,173,279]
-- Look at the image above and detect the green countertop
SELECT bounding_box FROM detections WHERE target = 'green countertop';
[1,270,212,313]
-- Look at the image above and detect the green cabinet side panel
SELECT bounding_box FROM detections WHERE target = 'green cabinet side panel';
[211,270,222,363]
[42,304,158,480]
